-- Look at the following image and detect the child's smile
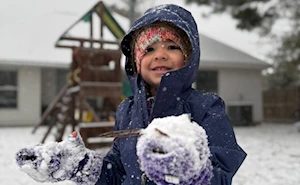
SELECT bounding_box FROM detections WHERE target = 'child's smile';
[151,66,172,73]
[140,40,185,88]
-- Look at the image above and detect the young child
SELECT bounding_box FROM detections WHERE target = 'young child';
[16,4,246,185]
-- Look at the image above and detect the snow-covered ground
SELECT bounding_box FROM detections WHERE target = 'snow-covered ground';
[0,123,299,185]
[233,123,300,185]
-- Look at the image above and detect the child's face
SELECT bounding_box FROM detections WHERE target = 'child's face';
[140,40,185,88]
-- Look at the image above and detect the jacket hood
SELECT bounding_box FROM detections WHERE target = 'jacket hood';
[120,4,200,122]
[121,4,200,91]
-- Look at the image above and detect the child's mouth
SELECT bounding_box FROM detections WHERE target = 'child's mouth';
[152,67,171,72]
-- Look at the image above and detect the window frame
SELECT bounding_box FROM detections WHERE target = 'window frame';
[196,70,218,93]
[0,69,18,109]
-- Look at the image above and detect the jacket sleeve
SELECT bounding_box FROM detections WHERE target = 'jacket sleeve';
[95,140,126,185]
[95,100,128,185]
[189,93,246,185]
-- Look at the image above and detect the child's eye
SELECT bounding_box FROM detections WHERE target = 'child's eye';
[168,45,181,50]
[145,47,154,53]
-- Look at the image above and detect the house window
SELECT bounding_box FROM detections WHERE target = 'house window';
[196,70,218,93]
[56,69,68,93]
[0,70,18,108]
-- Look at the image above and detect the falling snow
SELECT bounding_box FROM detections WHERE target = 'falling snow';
[0,122,299,185]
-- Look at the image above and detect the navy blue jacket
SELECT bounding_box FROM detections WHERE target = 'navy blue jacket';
[96,4,246,185]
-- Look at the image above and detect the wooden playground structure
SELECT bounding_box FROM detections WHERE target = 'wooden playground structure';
[32,1,126,149]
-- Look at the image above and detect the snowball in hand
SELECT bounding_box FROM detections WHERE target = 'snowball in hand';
[136,114,213,185]
[15,132,103,185]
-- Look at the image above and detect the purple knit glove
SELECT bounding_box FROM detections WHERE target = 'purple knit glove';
[15,132,103,185]
[136,114,213,185]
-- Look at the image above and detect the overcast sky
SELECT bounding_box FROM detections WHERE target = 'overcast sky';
[108,0,275,63]
[0,0,274,65]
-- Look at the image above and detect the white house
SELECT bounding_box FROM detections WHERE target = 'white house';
[0,0,269,126]
[199,34,269,125]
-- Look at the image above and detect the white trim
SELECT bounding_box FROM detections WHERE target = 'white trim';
[227,101,253,106]
[0,58,70,69]
[200,59,270,70]
[78,122,115,128]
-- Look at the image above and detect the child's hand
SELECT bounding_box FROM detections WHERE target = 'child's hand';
[136,114,213,185]
[16,131,103,184]
[71,130,78,138]
[15,144,61,182]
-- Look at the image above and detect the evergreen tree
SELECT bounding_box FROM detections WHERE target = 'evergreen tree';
[186,0,300,88]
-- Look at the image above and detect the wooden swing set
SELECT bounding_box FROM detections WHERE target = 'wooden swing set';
[32,1,126,149]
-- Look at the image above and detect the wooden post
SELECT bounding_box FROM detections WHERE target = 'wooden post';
[90,11,93,48]
[99,2,104,48]
[79,91,84,123]
[70,92,77,131]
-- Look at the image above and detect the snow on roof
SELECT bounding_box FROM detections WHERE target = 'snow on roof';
[0,0,269,70]
[200,34,270,69]
[108,3,269,70]
[0,0,99,68]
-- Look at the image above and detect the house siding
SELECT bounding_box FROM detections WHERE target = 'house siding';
[218,68,263,123]
[41,68,57,106]
[0,66,41,126]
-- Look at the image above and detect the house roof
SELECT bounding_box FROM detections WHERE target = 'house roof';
[0,0,99,68]
[0,0,269,70]
[200,34,270,69]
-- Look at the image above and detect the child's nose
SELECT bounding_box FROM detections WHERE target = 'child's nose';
[154,48,168,61]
